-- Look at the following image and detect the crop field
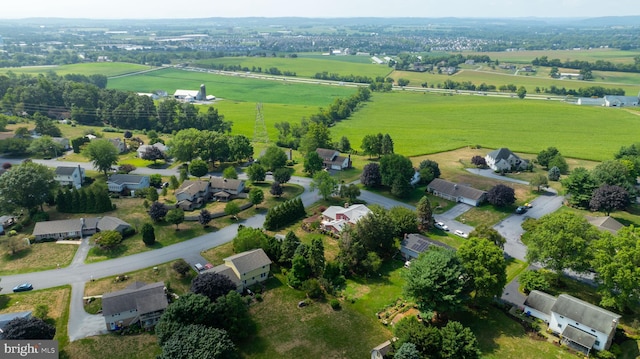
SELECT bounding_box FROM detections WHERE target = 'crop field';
[463,48,640,64]
[193,55,393,79]
[0,62,152,77]
[107,68,356,106]
[390,68,640,95]
[332,91,640,161]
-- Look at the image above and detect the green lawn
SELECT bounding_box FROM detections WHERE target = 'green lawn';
[107,68,356,106]
[0,241,77,275]
[332,91,640,161]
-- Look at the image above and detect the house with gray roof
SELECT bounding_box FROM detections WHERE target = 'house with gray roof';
[203,248,271,290]
[102,281,168,331]
[209,176,245,196]
[586,216,624,234]
[427,178,487,206]
[175,180,211,210]
[316,148,351,171]
[604,95,639,107]
[523,290,620,353]
[400,233,453,260]
[107,174,150,193]
[54,165,85,189]
[32,216,132,241]
[485,148,529,172]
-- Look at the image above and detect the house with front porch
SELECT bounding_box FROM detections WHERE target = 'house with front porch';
[102,281,168,331]
[203,248,272,291]
[523,290,621,354]
[316,148,351,171]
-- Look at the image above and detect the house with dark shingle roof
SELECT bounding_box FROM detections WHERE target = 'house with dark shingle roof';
[209,176,245,197]
[102,281,168,331]
[427,178,487,206]
[400,233,453,260]
[175,180,211,210]
[485,148,529,172]
[106,174,150,193]
[523,290,620,354]
[202,248,271,290]
[316,148,351,171]
[55,165,85,189]
[32,216,132,241]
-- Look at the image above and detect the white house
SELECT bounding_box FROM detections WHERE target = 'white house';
[203,248,272,291]
[485,148,529,172]
[603,95,639,107]
[523,290,621,353]
[426,178,487,207]
[316,148,351,171]
[108,138,126,153]
[54,165,85,189]
[321,204,371,234]
[106,174,150,193]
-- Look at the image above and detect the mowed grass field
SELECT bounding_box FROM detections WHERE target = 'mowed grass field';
[107,68,356,106]
[332,91,640,160]
[194,54,393,79]
[0,62,152,77]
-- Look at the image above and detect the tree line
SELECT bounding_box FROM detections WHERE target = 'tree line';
[56,184,114,214]
[533,55,640,74]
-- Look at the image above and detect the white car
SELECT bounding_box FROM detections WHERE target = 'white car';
[434,222,449,231]
[454,230,469,239]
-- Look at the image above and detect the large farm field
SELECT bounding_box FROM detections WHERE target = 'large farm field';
[194,54,393,79]
[332,91,640,160]
[390,68,640,95]
[107,68,356,105]
[463,48,640,65]
[0,62,152,77]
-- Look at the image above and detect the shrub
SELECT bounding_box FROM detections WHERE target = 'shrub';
[255,293,263,302]
[330,299,341,310]
[519,270,550,293]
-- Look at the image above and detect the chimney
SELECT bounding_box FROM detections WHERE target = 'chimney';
[454,184,458,190]
[344,202,349,208]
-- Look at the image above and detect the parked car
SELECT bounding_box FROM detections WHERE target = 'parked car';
[194,263,204,271]
[204,263,214,270]
[434,221,450,231]
[515,206,528,214]
[454,230,469,238]
[13,283,33,292]
[524,202,533,208]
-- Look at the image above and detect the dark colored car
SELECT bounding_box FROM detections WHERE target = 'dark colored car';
[515,206,527,214]
[13,283,33,292]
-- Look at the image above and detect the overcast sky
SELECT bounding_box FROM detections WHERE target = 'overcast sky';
[2,0,639,19]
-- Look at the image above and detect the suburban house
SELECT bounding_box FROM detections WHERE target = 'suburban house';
[54,165,85,189]
[102,281,168,331]
[108,138,126,153]
[426,178,487,207]
[52,137,71,150]
[107,174,150,193]
[209,176,245,198]
[175,180,211,211]
[523,290,621,353]
[32,216,132,241]
[400,233,454,260]
[321,204,372,234]
[485,148,529,172]
[316,148,351,171]
[603,95,639,107]
[586,216,624,234]
[137,142,168,158]
[203,248,272,290]
[0,311,32,332]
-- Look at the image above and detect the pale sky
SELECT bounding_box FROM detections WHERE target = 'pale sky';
[1,0,638,19]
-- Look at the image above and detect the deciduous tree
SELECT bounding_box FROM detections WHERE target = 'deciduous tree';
[246,164,266,182]
[590,184,629,215]
[469,224,505,249]
[525,212,599,274]
[303,151,324,175]
[224,201,240,220]
[0,161,55,212]
[166,208,185,230]
[189,159,209,178]
[439,321,481,359]
[93,230,123,250]
[471,155,486,168]
[222,166,238,180]
[310,171,338,200]
[191,272,237,302]
[562,167,598,208]
[141,145,166,164]
[148,201,168,222]
[249,187,264,208]
[273,167,292,184]
[458,238,507,302]
[339,183,361,202]
[380,154,414,188]
[172,259,191,277]
[530,173,548,192]
[403,248,470,318]
[260,146,287,171]
[486,184,516,207]
[537,147,560,169]
[83,139,118,176]
[360,163,382,187]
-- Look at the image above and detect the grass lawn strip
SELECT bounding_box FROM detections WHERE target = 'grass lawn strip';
[0,242,77,275]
